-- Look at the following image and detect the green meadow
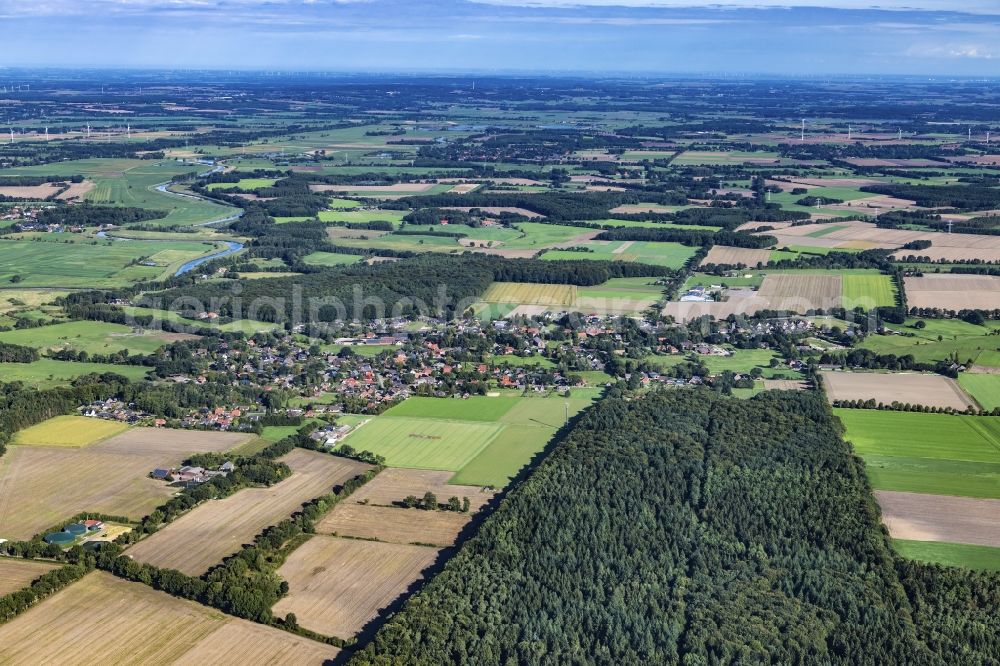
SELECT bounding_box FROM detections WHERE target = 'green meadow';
[836,408,1000,499]
[893,539,1000,572]
[860,318,1000,366]
[0,359,149,387]
[340,394,594,487]
[0,320,190,355]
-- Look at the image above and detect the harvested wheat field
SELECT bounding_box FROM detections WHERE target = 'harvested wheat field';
[0,184,66,199]
[0,558,57,596]
[482,282,577,307]
[822,371,975,410]
[55,180,96,200]
[757,274,842,311]
[0,428,248,540]
[875,491,1000,547]
[904,275,1000,310]
[761,379,809,391]
[700,245,772,267]
[318,503,470,546]
[127,450,371,575]
[442,206,543,218]
[272,535,439,639]
[0,572,339,665]
[331,468,495,512]
[893,246,1000,263]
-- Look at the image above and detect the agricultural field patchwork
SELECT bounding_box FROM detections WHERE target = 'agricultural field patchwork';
[0,428,249,540]
[126,449,372,575]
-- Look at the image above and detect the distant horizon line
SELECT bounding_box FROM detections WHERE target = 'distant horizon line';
[0,66,995,82]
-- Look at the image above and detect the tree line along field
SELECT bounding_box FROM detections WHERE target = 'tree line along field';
[125,449,372,576]
[0,558,58,596]
[0,426,250,541]
[316,467,496,546]
[0,572,341,665]
[821,371,976,411]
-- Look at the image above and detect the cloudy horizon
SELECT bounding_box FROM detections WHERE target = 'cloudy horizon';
[0,0,998,75]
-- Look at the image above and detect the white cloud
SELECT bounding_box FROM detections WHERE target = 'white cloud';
[907,43,997,59]
[472,0,1000,14]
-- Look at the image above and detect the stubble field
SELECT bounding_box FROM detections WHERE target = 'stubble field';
[0,572,340,664]
[272,535,439,639]
[0,428,248,540]
[126,449,371,575]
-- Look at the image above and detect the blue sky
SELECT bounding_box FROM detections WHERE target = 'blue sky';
[1,0,998,75]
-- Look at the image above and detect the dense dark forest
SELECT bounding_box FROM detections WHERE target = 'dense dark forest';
[351,390,1000,665]
[141,254,672,322]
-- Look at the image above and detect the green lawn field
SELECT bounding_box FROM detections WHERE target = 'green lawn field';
[0,359,149,387]
[302,252,365,267]
[958,374,1000,411]
[0,320,190,355]
[0,237,222,288]
[860,318,1000,366]
[836,408,1000,498]
[893,539,1000,571]
[383,396,521,422]
[317,209,407,226]
[206,178,276,191]
[341,395,595,486]
[338,416,503,471]
[541,240,696,269]
[842,274,897,309]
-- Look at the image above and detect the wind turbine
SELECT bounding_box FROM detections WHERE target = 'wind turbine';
[8,127,13,145]
[126,123,131,140]
[848,125,852,141]
[86,123,91,139]
[800,119,805,141]
[898,128,902,141]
